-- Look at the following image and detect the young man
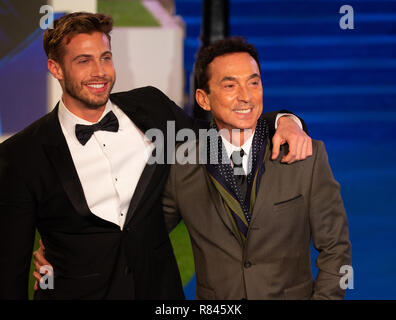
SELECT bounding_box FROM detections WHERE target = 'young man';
[0,13,310,299]
[161,38,352,299]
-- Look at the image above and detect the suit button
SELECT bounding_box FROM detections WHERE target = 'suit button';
[125,227,131,232]
[124,266,131,275]
[244,261,252,268]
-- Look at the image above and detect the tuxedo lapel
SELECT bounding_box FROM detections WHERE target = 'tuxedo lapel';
[124,162,157,226]
[41,105,92,218]
[44,144,93,218]
[110,95,159,226]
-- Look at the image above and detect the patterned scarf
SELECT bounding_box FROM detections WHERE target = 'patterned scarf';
[205,116,269,246]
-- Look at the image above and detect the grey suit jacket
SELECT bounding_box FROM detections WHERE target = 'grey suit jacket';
[163,139,352,300]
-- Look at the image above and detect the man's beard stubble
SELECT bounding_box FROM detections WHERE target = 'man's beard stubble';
[63,70,115,110]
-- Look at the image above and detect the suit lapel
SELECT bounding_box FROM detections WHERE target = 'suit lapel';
[249,148,272,227]
[41,105,93,218]
[124,162,157,226]
[110,95,159,226]
[203,168,240,242]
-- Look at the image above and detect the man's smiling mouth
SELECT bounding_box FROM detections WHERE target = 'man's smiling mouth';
[84,82,109,93]
[234,107,253,114]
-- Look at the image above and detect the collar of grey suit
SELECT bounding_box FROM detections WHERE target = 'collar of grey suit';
[206,116,269,214]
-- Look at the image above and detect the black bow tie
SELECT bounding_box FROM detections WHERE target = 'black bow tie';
[75,111,119,146]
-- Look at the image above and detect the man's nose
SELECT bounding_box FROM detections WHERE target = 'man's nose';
[238,85,252,102]
[91,60,106,77]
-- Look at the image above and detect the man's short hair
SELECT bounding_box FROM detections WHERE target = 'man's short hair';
[194,37,261,93]
[43,12,113,63]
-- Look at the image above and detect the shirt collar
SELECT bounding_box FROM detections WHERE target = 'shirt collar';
[58,98,114,146]
[220,130,255,160]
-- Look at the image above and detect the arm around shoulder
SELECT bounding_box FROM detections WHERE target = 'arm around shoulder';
[261,109,308,137]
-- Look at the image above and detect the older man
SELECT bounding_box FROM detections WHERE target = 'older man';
[163,37,352,300]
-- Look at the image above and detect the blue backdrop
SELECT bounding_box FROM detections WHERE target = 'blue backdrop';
[176,0,396,300]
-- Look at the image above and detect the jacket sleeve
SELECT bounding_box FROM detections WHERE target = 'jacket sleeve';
[261,109,308,137]
[148,86,208,133]
[309,141,352,300]
[162,163,182,233]
[0,146,36,299]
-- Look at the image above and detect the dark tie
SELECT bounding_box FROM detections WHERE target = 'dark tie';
[75,111,119,146]
[231,149,248,201]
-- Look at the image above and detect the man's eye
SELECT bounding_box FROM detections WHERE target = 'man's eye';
[103,56,112,61]
[78,60,88,64]
[225,84,234,88]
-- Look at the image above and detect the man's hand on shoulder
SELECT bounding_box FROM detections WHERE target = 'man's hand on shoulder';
[271,116,313,164]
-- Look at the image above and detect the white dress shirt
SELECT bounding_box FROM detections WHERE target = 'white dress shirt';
[275,113,302,130]
[221,132,254,175]
[58,99,153,229]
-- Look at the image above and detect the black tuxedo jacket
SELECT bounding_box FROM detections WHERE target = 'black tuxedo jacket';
[0,86,300,299]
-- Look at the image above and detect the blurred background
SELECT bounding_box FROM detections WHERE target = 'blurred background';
[0,0,395,300]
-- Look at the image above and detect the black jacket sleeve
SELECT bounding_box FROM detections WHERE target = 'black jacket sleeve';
[261,109,308,137]
[148,86,208,132]
[0,144,36,299]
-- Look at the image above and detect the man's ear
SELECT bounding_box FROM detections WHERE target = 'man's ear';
[195,89,211,111]
[48,59,64,81]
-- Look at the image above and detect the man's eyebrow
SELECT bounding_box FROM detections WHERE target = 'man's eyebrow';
[248,73,261,80]
[72,54,92,61]
[220,73,261,83]
[220,76,237,82]
[72,51,112,61]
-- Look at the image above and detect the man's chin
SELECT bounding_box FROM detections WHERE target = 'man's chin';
[233,121,256,131]
[83,93,111,109]
[85,99,109,109]
[82,84,113,107]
